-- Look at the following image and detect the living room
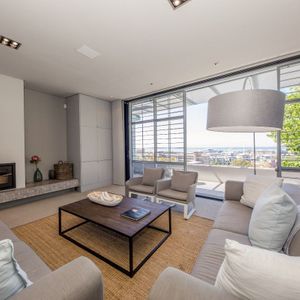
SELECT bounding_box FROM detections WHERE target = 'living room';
[0,0,300,299]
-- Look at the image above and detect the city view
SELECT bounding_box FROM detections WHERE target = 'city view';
[187,147,277,169]
[134,146,279,169]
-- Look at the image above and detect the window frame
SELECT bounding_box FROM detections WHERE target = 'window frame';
[125,58,300,181]
[129,91,187,177]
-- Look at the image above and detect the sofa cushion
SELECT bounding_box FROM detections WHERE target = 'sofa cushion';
[171,170,197,192]
[0,221,50,282]
[0,221,20,243]
[284,206,300,256]
[213,201,252,235]
[249,184,297,252]
[192,229,250,285]
[129,184,155,195]
[240,174,283,208]
[13,240,50,282]
[157,188,187,201]
[142,168,164,186]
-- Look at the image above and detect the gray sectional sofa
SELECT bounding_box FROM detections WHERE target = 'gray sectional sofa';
[149,180,300,300]
[0,220,103,300]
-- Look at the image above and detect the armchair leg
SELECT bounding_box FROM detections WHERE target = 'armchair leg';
[184,203,196,220]
[156,197,162,204]
[129,191,155,202]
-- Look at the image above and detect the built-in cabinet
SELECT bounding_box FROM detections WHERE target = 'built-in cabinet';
[67,94,113,192]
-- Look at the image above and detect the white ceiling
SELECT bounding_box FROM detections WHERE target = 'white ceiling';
[0,0,300,101]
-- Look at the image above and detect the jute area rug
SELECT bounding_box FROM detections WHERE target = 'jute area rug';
[13,211,212,300]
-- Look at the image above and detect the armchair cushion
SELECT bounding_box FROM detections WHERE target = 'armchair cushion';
[142,168,164,186]
[130,184,155,195]
[171,170,198,192]
[157,188,187,201]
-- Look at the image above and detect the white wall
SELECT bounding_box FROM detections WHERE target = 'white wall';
[112,100,125,185]
[0,74,25,188]
[66,94,113,192]
[24,89,67,182]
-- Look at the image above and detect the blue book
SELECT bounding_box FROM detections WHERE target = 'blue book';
[121,207,151,221]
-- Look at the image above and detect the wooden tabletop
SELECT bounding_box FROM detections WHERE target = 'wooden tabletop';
[59,197,171,237]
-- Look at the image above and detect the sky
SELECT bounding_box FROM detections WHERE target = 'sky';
[186,103,277,148]
[185,69,279,148]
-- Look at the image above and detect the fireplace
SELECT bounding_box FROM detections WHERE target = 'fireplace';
[0,163,16,191]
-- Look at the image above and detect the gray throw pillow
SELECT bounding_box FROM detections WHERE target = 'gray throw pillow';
[171,170,197,192]
[142,168,164,186]
[249,184,297,252]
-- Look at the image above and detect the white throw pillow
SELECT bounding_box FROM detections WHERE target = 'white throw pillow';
[0,239,32,299]
[215,239,300,300]
[249,184,297,252]
[240,174,283,208]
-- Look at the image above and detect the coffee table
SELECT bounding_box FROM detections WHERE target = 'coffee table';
[58,197,172,277]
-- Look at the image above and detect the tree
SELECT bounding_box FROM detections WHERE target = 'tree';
[268,87,300,167]
[231,159,252,167]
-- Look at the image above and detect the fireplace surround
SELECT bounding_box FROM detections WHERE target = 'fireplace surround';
[0,163,16,191]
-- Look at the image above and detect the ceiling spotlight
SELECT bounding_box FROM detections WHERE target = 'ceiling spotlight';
[169,0,191,9]
[0,35,21,50]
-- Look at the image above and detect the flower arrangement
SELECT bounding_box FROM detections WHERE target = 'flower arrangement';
[30,155,43,182]
[30,155,41,166]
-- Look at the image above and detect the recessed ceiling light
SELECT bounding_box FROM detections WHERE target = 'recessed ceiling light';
[0,35,21,50]
[169,0,191,9]
[76,45,100,59]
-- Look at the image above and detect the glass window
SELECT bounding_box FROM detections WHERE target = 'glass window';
[127,61,300,196]
[129,92,185,177]
[279,62,300,169]
[186,70,278,192]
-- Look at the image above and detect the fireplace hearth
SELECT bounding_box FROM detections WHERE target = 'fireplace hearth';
[0,163,16,191]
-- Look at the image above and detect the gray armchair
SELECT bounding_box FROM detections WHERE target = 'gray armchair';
[125,168,165,201]
[156,170,198,219]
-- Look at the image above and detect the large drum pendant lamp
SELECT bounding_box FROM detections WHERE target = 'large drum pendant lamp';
[207,89,285,132]
[206,89,286,174]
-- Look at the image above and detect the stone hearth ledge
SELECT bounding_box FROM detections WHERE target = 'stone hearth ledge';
[0,179,79,204]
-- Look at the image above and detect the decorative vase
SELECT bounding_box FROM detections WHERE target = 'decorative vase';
[33,168,43,182]
[48,169,56,180]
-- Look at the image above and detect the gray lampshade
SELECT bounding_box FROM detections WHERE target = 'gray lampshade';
[206,89,285,132]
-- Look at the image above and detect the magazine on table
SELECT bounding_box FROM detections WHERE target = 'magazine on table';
[121,207,151,221]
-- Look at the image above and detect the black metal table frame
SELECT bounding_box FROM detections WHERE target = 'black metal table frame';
[58,207,172,277]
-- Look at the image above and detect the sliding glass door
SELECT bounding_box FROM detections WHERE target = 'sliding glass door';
[185,69,278,196]
[126,59,300,198]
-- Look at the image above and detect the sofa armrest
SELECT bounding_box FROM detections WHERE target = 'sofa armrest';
[187,183,197,203]
[149,267,238,300]
[11,257,103,300]
[156,179,171,193]
[125,177,143,196]
[224,180,244,201]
